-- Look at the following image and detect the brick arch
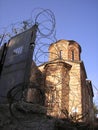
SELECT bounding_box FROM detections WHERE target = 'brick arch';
[68,45,80,61]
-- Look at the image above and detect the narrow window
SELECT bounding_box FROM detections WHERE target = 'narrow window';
[59,50,62,59]
[72,50,74,61]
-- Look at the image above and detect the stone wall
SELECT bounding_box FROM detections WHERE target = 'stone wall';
[0,102,56,130]
[25,61,45,105]
[44,61,71,118]
[0,102,92,130]
[46,39,94,122]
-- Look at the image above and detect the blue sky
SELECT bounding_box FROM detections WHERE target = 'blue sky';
[0,0,98,104]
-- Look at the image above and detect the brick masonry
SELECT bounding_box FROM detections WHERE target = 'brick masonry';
[38,39,94,123]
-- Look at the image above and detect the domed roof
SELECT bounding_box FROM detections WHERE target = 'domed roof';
[49,39,81,53]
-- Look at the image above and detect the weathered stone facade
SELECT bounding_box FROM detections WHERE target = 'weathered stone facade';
[44,61,71,118]
[38,39,94,123]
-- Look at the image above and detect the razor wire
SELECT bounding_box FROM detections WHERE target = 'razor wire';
[0,8,57,65]
[0,8,95,129]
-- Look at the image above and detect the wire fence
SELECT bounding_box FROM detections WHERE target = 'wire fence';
[0,8,96,129]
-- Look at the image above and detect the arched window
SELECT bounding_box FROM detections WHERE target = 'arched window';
[71,50,74,61]
[68,42,81,61]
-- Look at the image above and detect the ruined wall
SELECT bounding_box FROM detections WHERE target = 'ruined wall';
[24,61,45,105]
[0,102,88,130]
[0,101,56,130]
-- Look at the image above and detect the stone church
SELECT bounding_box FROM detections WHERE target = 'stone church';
[31,39,94,123]
[0,25,94,129]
